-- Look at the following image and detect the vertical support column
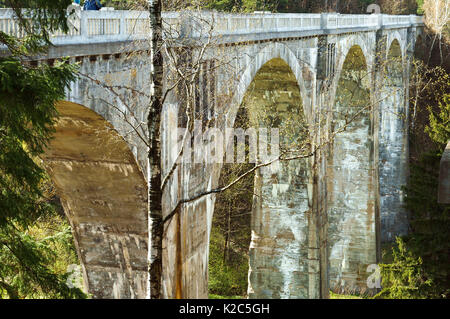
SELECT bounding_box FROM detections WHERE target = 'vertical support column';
[377,31,410,243]
[327,38,377,295]
[80,11,88,38]
[373,29,387,264]
[315,35,330,299]
[120,16,126,37]
[247,59,316,299]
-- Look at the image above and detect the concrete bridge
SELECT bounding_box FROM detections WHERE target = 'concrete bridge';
[1,8,424,299]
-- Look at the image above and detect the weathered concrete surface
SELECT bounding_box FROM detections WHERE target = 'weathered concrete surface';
[378,36,410,243]
[438,142,450,204]
[245,59,316,299]
[42,52,151,299]
[42,101,148,299]
[33,14,423,298]
[327,45,377,294]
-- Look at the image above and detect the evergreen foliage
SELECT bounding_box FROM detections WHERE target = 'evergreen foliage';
[100,0,421,14]
[0,0,85,298]
[375,93,450,298]
[426,93,450,145]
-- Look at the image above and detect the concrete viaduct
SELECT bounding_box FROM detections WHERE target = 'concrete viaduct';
[0,8,424,298]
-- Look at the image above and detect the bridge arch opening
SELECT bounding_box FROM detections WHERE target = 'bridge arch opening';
[209,58,314,299]
[414,34,426,61]
[41,101,148,299]
[386,39,404,87]
[327,44,376,295]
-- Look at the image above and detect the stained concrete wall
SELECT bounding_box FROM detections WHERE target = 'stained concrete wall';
[43,53,151,299]
[42,101,148,299]
[245,59,316,299]
[378,34,410,243]
[327,45,377,294]
[38,23,420,299]
[438,142,450,204]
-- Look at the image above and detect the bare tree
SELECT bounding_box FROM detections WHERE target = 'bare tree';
[423,0,450,64]
[147,0,164,300]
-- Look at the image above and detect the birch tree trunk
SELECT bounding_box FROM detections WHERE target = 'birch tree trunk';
[147,0,163,299]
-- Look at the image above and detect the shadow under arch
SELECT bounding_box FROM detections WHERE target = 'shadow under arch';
[387,31,407,61]
[327,45,377,295]
[413,33,426,61]
[210,57,316,299]
[332,35,374,96]
[41,101,148,299]
[227,42,314,130]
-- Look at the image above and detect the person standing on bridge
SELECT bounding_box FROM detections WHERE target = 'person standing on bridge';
[83,0,102,10]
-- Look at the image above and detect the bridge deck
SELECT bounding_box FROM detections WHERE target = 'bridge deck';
[0,9,424,49]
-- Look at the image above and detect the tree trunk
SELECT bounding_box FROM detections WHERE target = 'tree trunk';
[147,0,163,299]
[223,206,232,264]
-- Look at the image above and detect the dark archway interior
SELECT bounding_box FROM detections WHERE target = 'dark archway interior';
[386,39,404,87]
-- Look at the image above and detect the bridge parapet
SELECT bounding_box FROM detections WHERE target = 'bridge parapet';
[0,8,424,47]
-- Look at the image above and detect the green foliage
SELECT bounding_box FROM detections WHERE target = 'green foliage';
[198,0,418,14]
[375,151,450,299]
[208,227,249,297]
[378,81,450,299]
[208,104,254,298]
[375,238,434,299]
[416,0,424,14]
[329,291,363,299]
[426,93,450,145]
[203,0,242,12]
[0,0,73,44]
[0,205,85,299]
[209,293,243,299]
[0,0,85,299]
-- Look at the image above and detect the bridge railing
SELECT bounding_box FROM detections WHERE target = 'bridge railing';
[209,13,323,35]
[0,9,424,45]
[326,13,379,29]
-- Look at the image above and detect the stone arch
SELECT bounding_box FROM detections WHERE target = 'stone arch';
[386,39,404,86]
[327,44,377,295]
[160,45,315,299]
[227,42,313,129]
[239,57,314,299]
[386,30,407,60]
[413,32,426,60]
[42,101,148,299]
[333,35,374,93]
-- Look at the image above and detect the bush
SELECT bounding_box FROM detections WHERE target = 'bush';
[375,150,450,299]
[208,227,249,297]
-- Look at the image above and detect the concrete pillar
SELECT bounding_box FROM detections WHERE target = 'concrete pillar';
[378,33,410,243]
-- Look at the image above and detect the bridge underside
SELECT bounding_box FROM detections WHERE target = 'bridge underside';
[42,101,148,299]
